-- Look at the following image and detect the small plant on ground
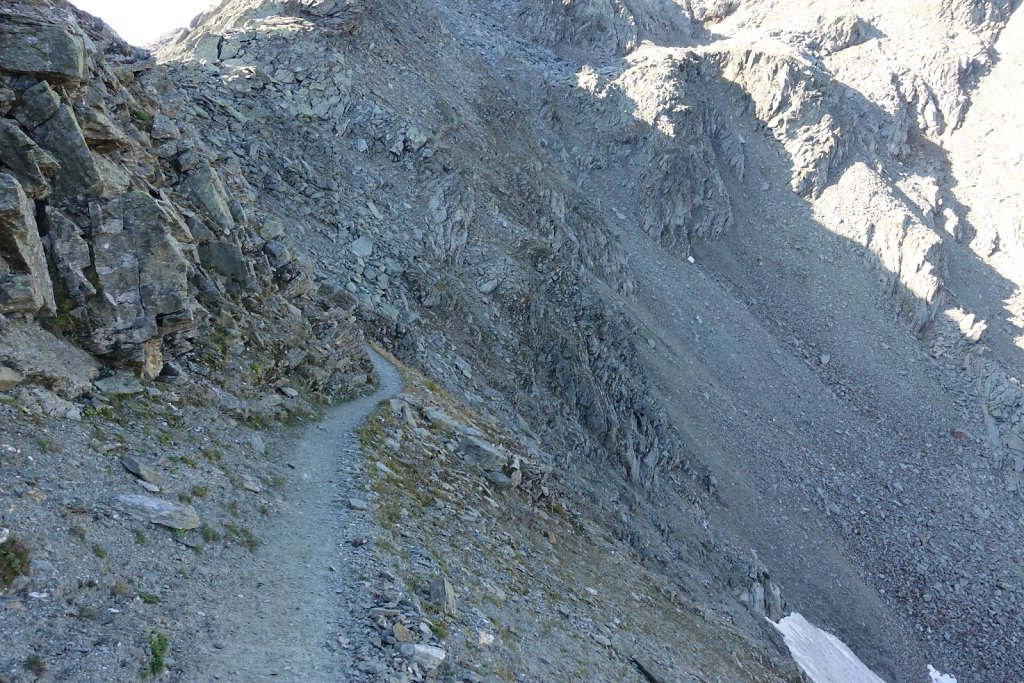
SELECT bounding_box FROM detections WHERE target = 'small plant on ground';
[224,523,260,552]
[25,653,45,677]
[201,523,220,542]
[148,631,168,676]
[139,592,160,604]
[0,535,30,586]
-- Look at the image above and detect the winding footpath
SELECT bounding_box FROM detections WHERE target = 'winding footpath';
[194,349,403,681]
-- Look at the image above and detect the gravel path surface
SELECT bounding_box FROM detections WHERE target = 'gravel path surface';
[190,349,402,682]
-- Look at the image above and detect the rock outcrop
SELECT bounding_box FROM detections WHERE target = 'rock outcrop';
[0,0,366,396]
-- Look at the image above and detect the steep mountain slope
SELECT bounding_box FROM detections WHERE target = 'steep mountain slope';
[2,0,1023,681]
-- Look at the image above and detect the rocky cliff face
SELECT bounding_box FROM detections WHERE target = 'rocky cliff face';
[0,0,371,416]
[2,0,1024,681]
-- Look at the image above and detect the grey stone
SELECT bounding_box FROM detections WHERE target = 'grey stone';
[348,498,370,511]
[0,365,23,391]
[429,575,457,617]
[199,240,254,292]
[15,386,81,420]
[350,236,373,257]
[43,207,94,302]
[32,105,102,199]
[0,318,99,397]
[95,372,144,395]
[120,455,165,485]
[219,40,242,60]
[0,87,13,115]
[0,23,85,82]
[411,644,446,671]
[0,172,55,314]
[29,559,55,575]
[459,436,507,472]
[356,660,385,674]
[484,470,515,489]
[114,494,200,530]
[14,80,60,129]
[406,126,429,151]
[150,114,180,141]
[88,192,196,353]
[0,119,59,199]
[422,407,480,436]
[181,162,236,233]
[193,34,220,63]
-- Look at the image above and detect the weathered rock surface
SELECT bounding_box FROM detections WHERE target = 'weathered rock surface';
[2,0,1024,681]
[0,172,54,314]
[114,494,200,530]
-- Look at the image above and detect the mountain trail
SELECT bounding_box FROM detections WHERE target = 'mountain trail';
[188,349,403,682]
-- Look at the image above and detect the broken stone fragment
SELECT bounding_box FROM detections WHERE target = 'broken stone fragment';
[94,372,144,395]
[181,162,236,233]
[0,23,85,82]
[199,240,255,292]
[350,236,373,257]
[31,105,102,199]
[429,575,457,617]
[150,114,180,141]
[13,80,60,129]
[0,319,98,397]
[410,644,446,671]
[120,455,165,486]
[85,192,195,353]
[0,365,23,391]
[0,120,59,199]
[458,436,508,472]
[42,207,95,302]
[0,172,55,314]
[406,125,428,151]
[114,494,200,530]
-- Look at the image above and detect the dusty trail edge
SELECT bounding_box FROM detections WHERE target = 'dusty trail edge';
[190,348,403,682]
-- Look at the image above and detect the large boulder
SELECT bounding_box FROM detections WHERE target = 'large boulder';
[181,162,236,233]
[0,119,59,199]
[84,192,196,354]
[0,172,54,314]
[31,105,102,199]
[0,20,85,82]
[13,80,60,130]
[0,318,98,397]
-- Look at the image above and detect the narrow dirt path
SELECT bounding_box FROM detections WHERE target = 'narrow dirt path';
[192,349,403,682]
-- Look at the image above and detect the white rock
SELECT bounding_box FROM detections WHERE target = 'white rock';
[411,644,446,670]
[351,236,374,257]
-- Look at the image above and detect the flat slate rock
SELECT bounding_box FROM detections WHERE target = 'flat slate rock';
[114,494,199,530]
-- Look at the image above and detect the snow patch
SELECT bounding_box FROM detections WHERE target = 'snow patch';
[774,613,887,682]
[774,613,959,683]
[929,664,957,683]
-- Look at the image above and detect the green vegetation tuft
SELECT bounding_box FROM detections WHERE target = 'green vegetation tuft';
[148,631,168,676]
[0,535,30,587]
[25,653,46,676]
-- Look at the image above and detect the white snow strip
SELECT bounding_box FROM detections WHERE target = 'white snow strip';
[773,613,959,683]
[929,664,958,683]
[773,612,888,683]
